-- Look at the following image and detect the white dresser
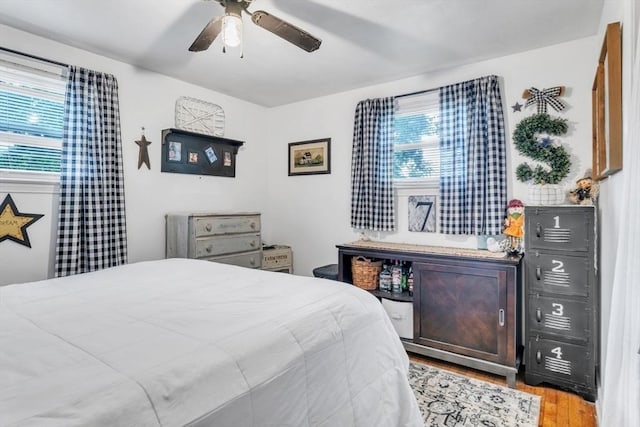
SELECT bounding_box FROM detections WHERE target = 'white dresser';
[165,212,262,269]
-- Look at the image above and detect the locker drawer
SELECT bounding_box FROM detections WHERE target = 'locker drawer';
[526,337,595,386]
[527,294,591,342]
[525,207,593,252]
[525,252,591,296]
[195,233,261,258]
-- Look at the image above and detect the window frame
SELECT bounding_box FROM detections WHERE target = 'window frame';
[0,49,66,185]
[392,90,440,190]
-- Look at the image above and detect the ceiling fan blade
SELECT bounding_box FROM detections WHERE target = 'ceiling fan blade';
[251,10,321,53]
[189,16,223,52]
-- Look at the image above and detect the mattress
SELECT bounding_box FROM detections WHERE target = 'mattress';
[0,258,422,426]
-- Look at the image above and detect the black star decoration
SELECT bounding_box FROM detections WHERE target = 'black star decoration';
[0,194,44,248]
[135,133,152,169]
[511,102,523,112]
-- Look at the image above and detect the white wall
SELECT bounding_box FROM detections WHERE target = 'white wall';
[263,37,598,277]
[0,24,269,285]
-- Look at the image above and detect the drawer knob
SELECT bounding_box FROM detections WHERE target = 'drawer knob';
[250,258,256,265]
[536,266,541,280]
[536,307,542,322]
[536,350,542,364]
[250,222,256,229]
[205,224,212,232]
[205,246,212,253]
[536,223,542,237]
[250,241,256,247]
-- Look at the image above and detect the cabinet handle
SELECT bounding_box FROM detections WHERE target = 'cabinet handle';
[536,266,541,280]
[205,224,212,232]
[498,309,505,326]
[536,350,542,364]
[536,223,542,237]
[536,307,542,322]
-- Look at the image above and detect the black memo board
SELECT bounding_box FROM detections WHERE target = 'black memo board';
[160,128,244,177]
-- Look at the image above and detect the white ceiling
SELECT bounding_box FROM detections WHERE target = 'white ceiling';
[0,0,604,107]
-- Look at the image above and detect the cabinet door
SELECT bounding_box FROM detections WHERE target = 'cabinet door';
[527,294,591,342]
[525,207,593,252]
[413,261,513,365]
[525,252,591,297]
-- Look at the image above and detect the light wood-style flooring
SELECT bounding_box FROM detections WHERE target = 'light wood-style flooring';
[408,353,597,427]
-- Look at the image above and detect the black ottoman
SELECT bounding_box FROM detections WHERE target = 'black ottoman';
[312,264,339,280]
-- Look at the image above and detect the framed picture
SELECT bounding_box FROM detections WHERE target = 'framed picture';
[168,141,182,162]
[592,21,622,180]
[408,195,436,232]
[288,138,331,176]
[188,151,199,164]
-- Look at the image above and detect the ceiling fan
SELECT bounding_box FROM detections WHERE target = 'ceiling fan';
[189,0,322,54]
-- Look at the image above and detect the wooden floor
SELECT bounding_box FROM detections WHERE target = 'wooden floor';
[408,353,597,427]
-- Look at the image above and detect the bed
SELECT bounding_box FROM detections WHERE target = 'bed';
[1,258,422,426]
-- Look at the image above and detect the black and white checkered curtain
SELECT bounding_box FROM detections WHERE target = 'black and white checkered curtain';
[439,75,506,235]
[350,97,396,231]
[55,66,127,277]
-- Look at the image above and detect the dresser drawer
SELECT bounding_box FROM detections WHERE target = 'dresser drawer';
[527,294,591,342]
[193,215,260,237]
[525,252,591,297]
[525,207,593,252]
[262,246,292,270]
[205,250,262,269]
[195,233,261,258]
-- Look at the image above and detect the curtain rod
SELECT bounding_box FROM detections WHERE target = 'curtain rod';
[0,46,69,68]
[395,87,438,99]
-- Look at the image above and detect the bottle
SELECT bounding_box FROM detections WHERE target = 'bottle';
[379,263,392,291]
[408,266,414,296]
[401,262,408,292]
[391,260,402,293]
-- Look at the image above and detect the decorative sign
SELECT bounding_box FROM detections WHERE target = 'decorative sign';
[175,96,225,137]
[0,194,44,248]
[408,195,436,232]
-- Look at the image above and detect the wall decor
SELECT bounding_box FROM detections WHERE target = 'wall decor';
[175,96,225,137]
[408,195,436,232]
[592,21,622,180]
[522,86,566,114]
[0,194,44,248]
[135,127,152,169]
[288,138,331,176]
[161,128,244,177]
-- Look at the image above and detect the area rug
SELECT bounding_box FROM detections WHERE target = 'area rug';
[408,362,541,427]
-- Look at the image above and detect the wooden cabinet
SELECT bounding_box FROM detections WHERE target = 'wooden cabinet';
[337,241,522,387]
[166,212,262,269]
[523,206,598,401]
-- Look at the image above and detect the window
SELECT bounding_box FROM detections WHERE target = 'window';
[0,50,66,179]
[393,90,440,187]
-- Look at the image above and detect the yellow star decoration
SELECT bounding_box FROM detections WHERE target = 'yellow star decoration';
[0,194,44,248]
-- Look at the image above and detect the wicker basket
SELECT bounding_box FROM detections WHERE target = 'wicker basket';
[351,256,382,290]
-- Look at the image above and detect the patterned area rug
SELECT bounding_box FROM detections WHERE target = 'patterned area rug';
[408,362,541,427]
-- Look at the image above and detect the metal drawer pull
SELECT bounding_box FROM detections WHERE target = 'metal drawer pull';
[205,246,212,253]
[499,309,505,326]
[250,241,256,247]
[536,350,542,364]
[536,308,542,322]
[536,266,541,280]
[536,223,542,237]
[250,222,256,229]
[205,224,212,232]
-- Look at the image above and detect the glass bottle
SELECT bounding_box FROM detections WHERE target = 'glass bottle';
[379,263,392,291]
[391,260,402,293]
[408,266,414,296]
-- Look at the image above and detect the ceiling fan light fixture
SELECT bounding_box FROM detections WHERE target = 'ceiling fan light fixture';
[222,13,242,48]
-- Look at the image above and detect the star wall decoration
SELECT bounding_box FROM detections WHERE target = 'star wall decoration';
[0,194,44,248]
[135,129,152,169]
[511,102,522,112]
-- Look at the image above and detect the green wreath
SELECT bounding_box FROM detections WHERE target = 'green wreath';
[513,113,571,185]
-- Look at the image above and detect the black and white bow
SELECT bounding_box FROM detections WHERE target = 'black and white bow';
[524,87,566,113]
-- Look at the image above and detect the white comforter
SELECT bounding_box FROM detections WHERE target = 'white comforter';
[0,259,422,426]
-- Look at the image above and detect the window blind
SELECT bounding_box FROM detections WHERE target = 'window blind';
[393,90,440,183]
[0,51,66,174]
